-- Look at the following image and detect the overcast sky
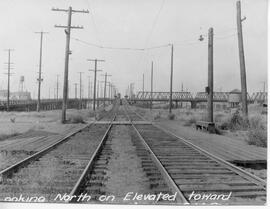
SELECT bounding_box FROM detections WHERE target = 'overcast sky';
[0,0,267,99]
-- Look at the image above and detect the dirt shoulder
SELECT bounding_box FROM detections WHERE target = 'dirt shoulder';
[0,108,98,138]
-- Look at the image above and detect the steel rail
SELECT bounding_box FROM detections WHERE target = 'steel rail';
[68,114,116,202]
[155,124,266,189]
[0,105,117,182]
[0,123,90,182]
[123,105,189,204]
[125,103,266,189]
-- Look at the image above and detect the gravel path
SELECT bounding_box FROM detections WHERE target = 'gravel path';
[104,125,153,204]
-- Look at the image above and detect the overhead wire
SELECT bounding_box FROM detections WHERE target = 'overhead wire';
[72,31,237,51]
[71,37,171,51]
[136,0,166,92]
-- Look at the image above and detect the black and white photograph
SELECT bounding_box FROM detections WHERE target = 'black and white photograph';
[0,0,268,207]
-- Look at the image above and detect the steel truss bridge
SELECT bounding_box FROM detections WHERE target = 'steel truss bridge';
[129,91,267,108]
[0,92,266,111]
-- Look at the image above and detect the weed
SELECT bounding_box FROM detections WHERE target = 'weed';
[0,132,20,141]
[247,128,267,147]
[153,112,161,120]
[183,116,196,126]
[168,113,175,120]
[246,115,267,147]
[69,115,85,124]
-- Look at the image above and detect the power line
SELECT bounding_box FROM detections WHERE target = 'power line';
[71,32,236,51]
[71,37,170,51]
[84,0,102,45]
[144,0,166,48]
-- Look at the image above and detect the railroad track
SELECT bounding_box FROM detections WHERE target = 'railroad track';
[124,104,266,204]
[0,104,117,172]
[0,101,266,204]
[69,108,180,204]
[0,105,118,201]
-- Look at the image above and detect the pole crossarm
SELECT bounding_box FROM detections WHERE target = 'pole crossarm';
[35,32,49,34]
[52,8,89,13]
[89,69,102,72]
[87,59,105,62]
[55,25,84,29]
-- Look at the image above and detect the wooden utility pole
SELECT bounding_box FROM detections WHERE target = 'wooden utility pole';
[35,31,48,112]
[88,59,104,111]
[236,1,248,118]
[97,80,100,108]
[90,82,93,99]
[181,83,184,108]
[78,72,84,109]
[169,44,174,113]
[101,73,112,107]
[52,6,89,123]
[56,74,60,100]
[129,83,134,98]
[97,81,100,98]
[68,80,70,100]
[88,76,91,99]
[107,82,111,100]
[262,81,266,103]
[150,61,153,110]
[100,82,103,98]
[74,83,78,99]
[142,73,145,97]
[4,49,14,112]
[112,84,115,98]
[207,28,214,122]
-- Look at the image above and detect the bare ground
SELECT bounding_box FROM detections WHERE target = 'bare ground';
[0,109,96,137]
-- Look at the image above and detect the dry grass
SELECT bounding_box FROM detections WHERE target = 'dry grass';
[69,115,85,124]
[153,112,161,120]
[183,116,197,126]
[134,104,267,148]
[0,132,20,142]
[167,113,175,120]
[246,115,267,147]
[215,111,266,147]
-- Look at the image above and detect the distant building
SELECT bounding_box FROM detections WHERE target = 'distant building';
[0,90,31,101]
[228,89,242,108]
